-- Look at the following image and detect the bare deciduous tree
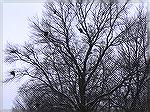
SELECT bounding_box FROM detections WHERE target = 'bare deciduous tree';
[4,0,149,112]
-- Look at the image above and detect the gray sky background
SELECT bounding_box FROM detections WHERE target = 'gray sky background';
[3,2,44,110]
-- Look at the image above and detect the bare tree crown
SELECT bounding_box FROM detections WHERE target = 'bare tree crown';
[4,0,149,112]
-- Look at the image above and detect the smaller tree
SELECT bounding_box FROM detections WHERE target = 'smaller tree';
[12,80,75,112]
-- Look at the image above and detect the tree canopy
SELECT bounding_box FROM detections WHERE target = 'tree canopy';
[4,0,150,112]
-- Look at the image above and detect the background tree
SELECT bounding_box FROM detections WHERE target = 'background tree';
[109,7,149,111]
[12,80,73,112]
[4,0,149,112]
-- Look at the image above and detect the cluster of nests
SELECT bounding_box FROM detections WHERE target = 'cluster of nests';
[10,11,84,78]
[42,10,84,37]
[43,28,84,37]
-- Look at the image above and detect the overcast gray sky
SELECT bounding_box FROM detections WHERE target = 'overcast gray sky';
[3,2,44,110]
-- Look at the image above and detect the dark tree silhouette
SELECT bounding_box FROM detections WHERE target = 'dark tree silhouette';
[4,0,149,112]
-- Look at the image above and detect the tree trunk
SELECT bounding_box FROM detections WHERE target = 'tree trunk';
[79,74,87,112]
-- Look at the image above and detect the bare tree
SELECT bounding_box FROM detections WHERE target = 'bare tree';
[12,80,73,112]
[111,6,149,111]
[4,0,149,112]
